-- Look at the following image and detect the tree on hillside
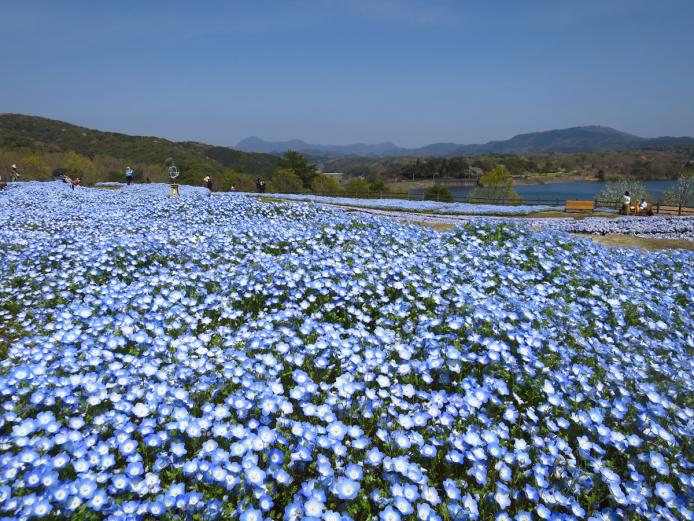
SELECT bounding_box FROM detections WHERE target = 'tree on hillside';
[311,174,342,194]
[662,168,694,207]
[469,165,521,203]
[344,177,371,194]
[19,155,50,180]
[368,179,388,193]
[64,152,98,184]
[270,168,303,193]
[221,170,256,192]
[280,151,318,188]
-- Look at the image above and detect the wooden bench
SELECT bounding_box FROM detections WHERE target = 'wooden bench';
[565,199,595,212]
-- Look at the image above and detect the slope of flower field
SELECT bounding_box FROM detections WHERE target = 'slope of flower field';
[0,183,692,520]
[251,193,560,215]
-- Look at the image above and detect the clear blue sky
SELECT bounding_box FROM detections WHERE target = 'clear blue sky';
[2,0,693,147]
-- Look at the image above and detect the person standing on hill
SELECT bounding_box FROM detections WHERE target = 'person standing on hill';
[125,166,134,185]
[621,191,631,215]
[71,177,81,191]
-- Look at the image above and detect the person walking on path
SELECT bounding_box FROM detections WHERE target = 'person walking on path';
[621,191,631,215]
[125,166,134,185]
[256,178,262,193]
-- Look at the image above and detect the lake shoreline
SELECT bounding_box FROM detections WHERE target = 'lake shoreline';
[387,173,676,192]
[397,178,677,202]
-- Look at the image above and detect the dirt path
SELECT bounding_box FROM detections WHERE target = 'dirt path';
[316,203,694,251]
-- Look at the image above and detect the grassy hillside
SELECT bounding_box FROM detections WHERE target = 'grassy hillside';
[0,114,281,186]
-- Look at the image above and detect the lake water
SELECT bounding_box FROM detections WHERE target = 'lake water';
[414,180,676,203]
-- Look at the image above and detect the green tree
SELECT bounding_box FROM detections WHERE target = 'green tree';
[424,185,454,202]
[368,179,388,193]
[280,151,318,188]
[344,177,371,194]
[221,170,256,192]
[311,174,343,194]
[19,155,50,179]
[64,152,98,184]
[469,165,521,203]
[270,168,303,193]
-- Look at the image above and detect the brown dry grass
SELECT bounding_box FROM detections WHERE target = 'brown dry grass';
[576,234,694,252]
[525,210,617,219]
[412,221,457,232]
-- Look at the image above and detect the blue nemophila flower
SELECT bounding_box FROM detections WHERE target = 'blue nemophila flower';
[380,505,402,521]
[333,477,360,500]
[239,506,264,521]
[32,499,52,517]
[303,497,324,517]
[655,482,675,503]
[0,183,691,519]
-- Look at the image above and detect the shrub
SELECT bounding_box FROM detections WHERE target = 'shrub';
[424,185,454,202]
[221,170,256,192]
[18,155,51,180]
[311,174,343,194]
[270,168,303,193]
[343,177,371,195]
[63,151,98,185]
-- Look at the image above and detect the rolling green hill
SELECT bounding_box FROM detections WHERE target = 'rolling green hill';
[0,113,282,185]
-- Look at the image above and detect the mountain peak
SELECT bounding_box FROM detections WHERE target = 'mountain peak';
[235,137,404,156]
[236,126,693,157]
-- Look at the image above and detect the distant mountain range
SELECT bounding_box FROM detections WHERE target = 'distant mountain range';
[236,137,402,157]
[237,126,694,157]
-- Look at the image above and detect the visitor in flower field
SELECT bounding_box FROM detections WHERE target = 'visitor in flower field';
[70,177,80,190]
[125,166,134,185]
[10,164,21,181]
[204,175,213,194]
[256,178,262,193]
[621,191,631,214]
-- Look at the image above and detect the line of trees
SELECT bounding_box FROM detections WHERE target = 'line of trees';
[1,147,389,195]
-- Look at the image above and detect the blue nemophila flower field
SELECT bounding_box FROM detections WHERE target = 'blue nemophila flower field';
[247,193,560,215]
[0,182,692,520]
